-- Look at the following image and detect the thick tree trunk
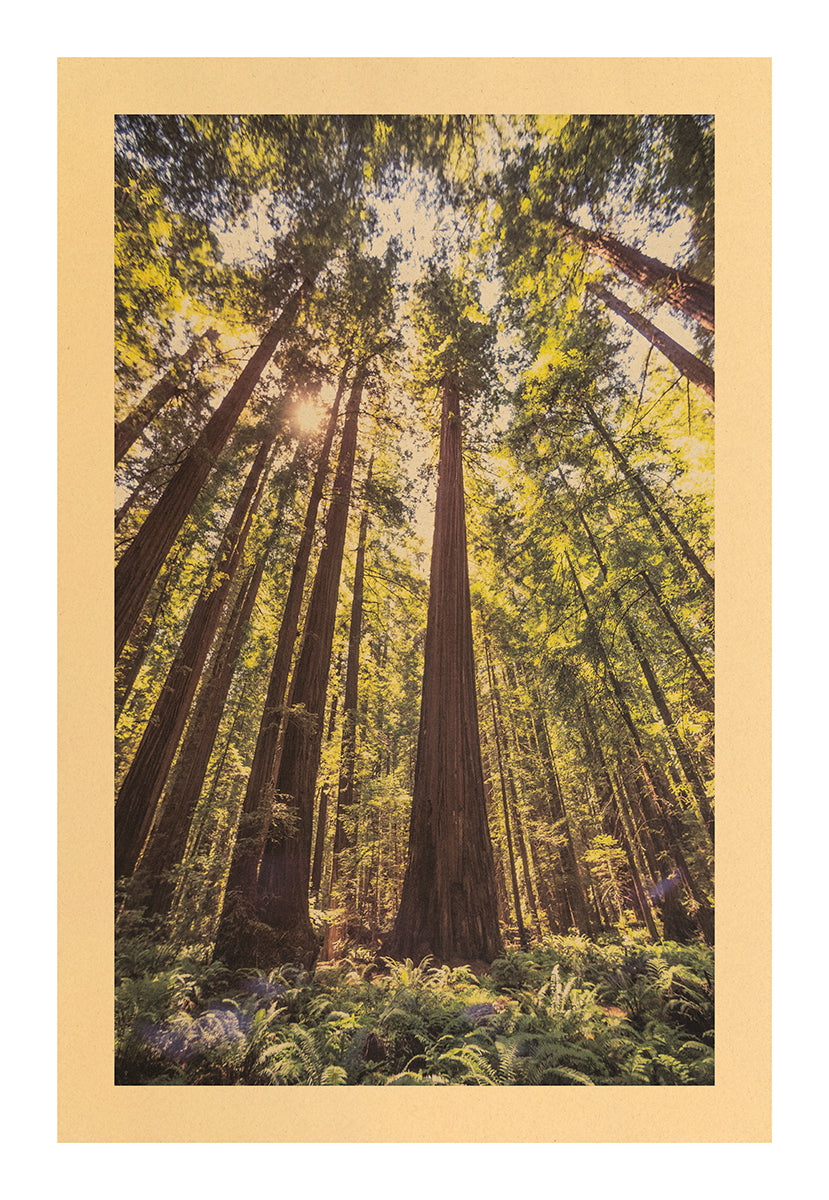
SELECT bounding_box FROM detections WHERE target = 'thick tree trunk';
[115,286,304,659]
[385,378,503,965]
[115,329,218,465]
[330,459,373,903]
[115,541,190,719]
[215,365,365,970]
[588,284,714,399]
[214,366,349,961]
[115,431,275,881]
[581,397,714,593]
[549,209,714,331]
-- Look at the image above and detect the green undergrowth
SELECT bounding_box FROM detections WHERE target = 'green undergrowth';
[115,929,713,1086]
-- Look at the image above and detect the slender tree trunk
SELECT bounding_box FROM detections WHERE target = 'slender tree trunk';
[214,366,350,962]
[549,209,714,331]
[215,364,365,970]
[528,681,594,935]
[385,377,502,965]
[330,458,373,904]
[562,547,713,941]
[312,674,341,903]
[115,329,218,465]
[115,285,304,659]
[587,283,714,399]
[639,568,713,706]
[581,396,714,592]
[115,430,276,881]
[580,702,660,940]
[569,506,714,842]
[483,636,527,949]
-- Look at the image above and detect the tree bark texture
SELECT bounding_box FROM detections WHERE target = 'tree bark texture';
[385,378,503,965]
[115,287,303,659]
[550,209,714,332]
[115,328,218,465]
[215,365,364,970]
[115,431,275,881]
[214,364,349,954]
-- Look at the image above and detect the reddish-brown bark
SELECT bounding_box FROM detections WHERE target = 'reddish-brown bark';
[385,378,502,965]
[550,209,714,331]
[588,283,714,399]
[214,364,349,942]
[215,365,365,970]
[137,553,267,921]
[115,431,275,881]
[115,286,304,659]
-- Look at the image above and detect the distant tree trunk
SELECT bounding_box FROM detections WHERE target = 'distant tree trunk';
[115,285,304,659]
[115,430,276,881]
[549,209,714,331]
[483,637,527,948]
[587,284,714,399]
[214,365,349,961]
[639,568,713,708]
[330,458,373,904]
[215,364,365,970]
[579,702,660,940]
[570,507,714,843]
[311,672,341,903]
[581,397,714,593]
[562,546,714,940]
[115,328,218,465]
[385,377,502,965]
[528,682,594,936]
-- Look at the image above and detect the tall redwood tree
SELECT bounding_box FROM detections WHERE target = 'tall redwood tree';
[385,376,503,965]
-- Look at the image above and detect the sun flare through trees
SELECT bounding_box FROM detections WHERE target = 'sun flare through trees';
[114,113,714,1086]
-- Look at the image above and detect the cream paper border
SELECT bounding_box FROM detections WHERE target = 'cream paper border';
[58,57,771,1142]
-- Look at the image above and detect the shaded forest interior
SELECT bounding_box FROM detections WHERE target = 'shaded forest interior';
[115,114,714,1085]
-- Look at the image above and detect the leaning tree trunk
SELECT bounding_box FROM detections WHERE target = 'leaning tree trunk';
[639,568,713,709]
[214,365,365,971]
[587,283,714,399]
[115,328,219,465]
[136,549,268,923]
[385,377,503,966]
[114,430,276,882]
[581,397,715,593]
[213,364,350,962]
[548,209,714,332]
[569,505,714,843]
[115,284,304,659]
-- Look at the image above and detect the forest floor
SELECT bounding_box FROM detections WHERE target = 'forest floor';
[115,926,714,1085]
